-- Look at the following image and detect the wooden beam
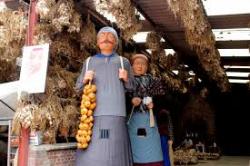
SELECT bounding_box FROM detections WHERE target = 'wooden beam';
[216,40,250,49]
[209,14,250,29]
[140,20,184,32]
[221,57,250,66]
[227,76,249,80]
[136,40,250,49]
[224,67,250,73]
[132,0,178,52]
[140,20,154,32]
[75,1,111,27]
[140,14,250,31]
[87,9,110,26]
[2,0,16,2]
[132,1,157,28]
[136,42,172,49]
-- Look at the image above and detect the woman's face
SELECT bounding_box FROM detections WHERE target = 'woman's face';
[97,32,116,52]
[132,58,148,76]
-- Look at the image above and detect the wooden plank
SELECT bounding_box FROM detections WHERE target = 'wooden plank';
[140,20,183,32]
[140,21,154,32]
[224,68,250,72]
[227,76,249,80]
[140,14,250,31]
[136,40,250,49]
[216,41,250,49]
[136,42,172,49]
[209,14,250,29]
[221,57,250,66]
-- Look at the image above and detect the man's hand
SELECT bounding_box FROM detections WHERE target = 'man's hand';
[132,97,142,107]
[119,68,128,82]
[83,70,94,84]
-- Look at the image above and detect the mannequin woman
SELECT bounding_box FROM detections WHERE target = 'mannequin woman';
[127,54,166,166]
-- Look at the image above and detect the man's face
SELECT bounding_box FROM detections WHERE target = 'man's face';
[132,58,148,76]
[97,32,116,52]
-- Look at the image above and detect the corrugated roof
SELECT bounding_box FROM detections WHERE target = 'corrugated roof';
[0,93,17,120]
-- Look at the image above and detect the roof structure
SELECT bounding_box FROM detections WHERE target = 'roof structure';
[2,0,250,89]
[0,93,16,121]
[79,0,250,90]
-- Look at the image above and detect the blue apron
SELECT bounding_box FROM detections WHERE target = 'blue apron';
[128,111,163,163]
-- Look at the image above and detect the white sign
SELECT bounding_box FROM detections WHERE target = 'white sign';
[19,44,49,94]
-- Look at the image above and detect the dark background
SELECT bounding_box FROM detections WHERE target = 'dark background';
[161,83,250,156]
[212,84,250,155]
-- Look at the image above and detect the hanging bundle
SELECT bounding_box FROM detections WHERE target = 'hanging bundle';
[166,0,229,91]
[36,0,56,20]
[95,0,142,41]
[76,82,97,149]
[146,31,161,51]
[0,9,27,61]
[0,59,16,82]
[78,16,97,50]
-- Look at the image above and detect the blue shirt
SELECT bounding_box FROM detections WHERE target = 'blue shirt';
[76,53,134,117]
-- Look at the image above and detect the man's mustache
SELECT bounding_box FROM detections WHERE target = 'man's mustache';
[100,40,115,44]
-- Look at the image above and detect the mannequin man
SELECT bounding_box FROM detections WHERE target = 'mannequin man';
[75,26,134,166]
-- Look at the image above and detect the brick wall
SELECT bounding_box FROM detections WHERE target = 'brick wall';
[28,143,76,166]
[47,149,76,166]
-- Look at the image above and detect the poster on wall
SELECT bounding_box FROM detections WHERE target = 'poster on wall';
[19,44,49,94]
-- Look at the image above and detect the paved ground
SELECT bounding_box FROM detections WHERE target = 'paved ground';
[195,156,250,166]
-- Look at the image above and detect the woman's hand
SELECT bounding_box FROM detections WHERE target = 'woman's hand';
[147,102,154,109]
[132,97,141,106]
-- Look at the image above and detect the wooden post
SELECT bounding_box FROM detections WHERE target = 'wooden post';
[18,1,38,166]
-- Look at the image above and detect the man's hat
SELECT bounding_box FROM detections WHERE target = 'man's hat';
[97,26,118,42]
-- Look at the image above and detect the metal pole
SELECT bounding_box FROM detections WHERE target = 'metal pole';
[18,1,38,166]
[7,120,12,166]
